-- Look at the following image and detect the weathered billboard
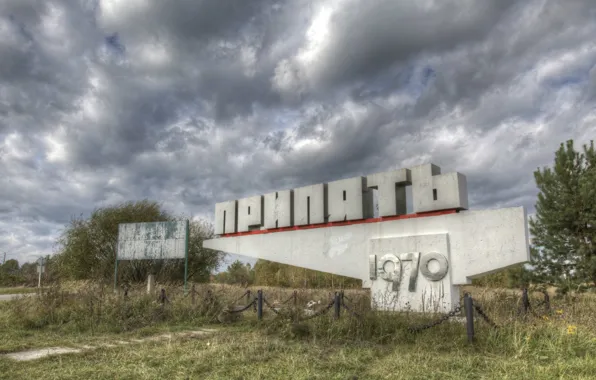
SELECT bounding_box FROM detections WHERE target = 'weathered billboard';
[117,221,189,260]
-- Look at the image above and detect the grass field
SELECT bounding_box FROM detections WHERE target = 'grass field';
[0,283,595,379]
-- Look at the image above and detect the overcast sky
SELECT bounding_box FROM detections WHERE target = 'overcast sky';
[0,0,594,267]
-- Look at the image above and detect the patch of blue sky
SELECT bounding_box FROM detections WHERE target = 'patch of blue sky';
[540,60,596,89]
[253,103,301,132]
[104,33,125,54]
[406,64,436,98]
[6,13,34,42]
[216,253,257,273]
[362,63,436,103]
[33,152,45,168]
[544,73,591,88]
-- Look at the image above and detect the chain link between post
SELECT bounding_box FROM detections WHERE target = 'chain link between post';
[281,292,296,305]
[472,302,499,328]
[407,304,462,333]
[231,290,250,304]
[341,299,361,319]
[262,297,286,317]
[228,298,258,314]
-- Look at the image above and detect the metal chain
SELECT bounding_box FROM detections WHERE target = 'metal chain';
[297,299,336,322]
[473,303,499,328]
[518,298,546,319]
[231,290,250,304]
[407,304,462,333]
[281,293,296,305]
[263,297,286,317]
[228,298,257,314]
[341,299,361,319]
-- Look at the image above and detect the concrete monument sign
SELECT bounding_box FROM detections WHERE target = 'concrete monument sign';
[203,164,530,312]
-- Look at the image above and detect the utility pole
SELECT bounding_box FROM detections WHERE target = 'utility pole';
[2,252,5,265]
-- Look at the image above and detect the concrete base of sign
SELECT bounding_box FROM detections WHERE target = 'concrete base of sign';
[370,233,458,313]
[203,207,530,313]
[147,274,156,295]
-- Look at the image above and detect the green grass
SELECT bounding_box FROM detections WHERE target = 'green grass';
[1,326,595,380]
[0,287,40,295]
[0,283,595,379]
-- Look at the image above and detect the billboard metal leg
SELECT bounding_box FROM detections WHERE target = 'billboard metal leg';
[113,259,119,293]
[184,220,189,296]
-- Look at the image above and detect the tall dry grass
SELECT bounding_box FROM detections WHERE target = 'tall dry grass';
[3,281,596,345]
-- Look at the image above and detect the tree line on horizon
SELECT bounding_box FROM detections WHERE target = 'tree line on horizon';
[213,259,362,289]
[1,139,594,294]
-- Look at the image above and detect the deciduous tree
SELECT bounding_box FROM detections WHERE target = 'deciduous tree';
[53,200,224,284]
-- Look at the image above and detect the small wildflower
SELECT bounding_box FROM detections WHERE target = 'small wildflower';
[542,316,549,321]
[567,325,577,335]
[556,309,563,315]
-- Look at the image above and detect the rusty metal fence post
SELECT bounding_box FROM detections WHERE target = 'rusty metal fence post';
[543,291,550,313]
[257,290,263,320]
[334,292,341,320]
[522,288,530,314]
[464,293,474,343]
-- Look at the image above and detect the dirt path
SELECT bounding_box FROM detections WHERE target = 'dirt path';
[3,328,218,361]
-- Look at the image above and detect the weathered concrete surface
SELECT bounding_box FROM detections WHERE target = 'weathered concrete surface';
[3,329,217,361]
[147,274,156,294]
[0,293,35,302]
[204,207,530,312]
[366,168,410,217]
[205,162,528,313]
[205,207,529,284]
[264,189,293,229]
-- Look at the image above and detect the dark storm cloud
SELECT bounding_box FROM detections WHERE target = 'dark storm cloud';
[307,0,517,89]
[97,0,278,44]
[0,0,97,135]
[0,0,595,264]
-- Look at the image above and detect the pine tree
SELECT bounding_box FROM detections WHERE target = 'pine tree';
[529,140,596,292]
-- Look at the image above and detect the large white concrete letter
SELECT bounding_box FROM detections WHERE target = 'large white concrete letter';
[264,190,293,229]
[294,184,326,226]
[411,164,468,213]
[214,201,237,234]
[366,169,411,217]
[237,196,263,232]
[327,177,371,222]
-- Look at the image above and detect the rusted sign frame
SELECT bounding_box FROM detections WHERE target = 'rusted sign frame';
[114,220,190,294]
